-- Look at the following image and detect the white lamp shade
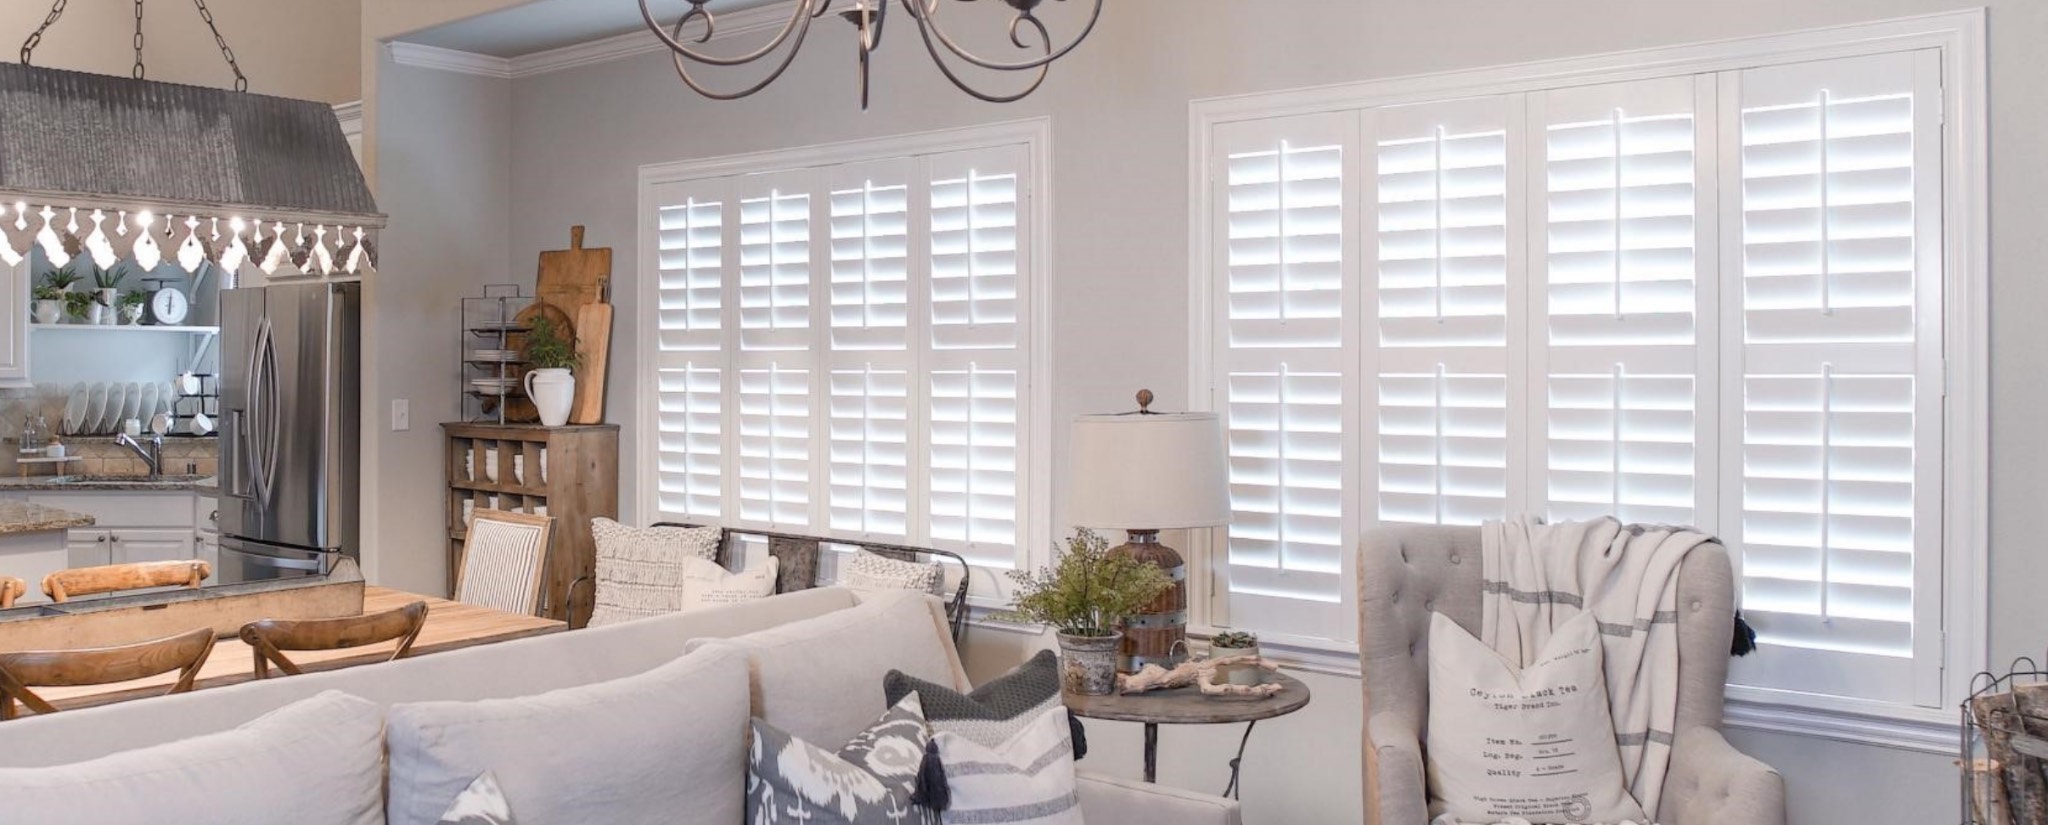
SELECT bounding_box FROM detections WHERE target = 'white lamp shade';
[1068,412,1230,529]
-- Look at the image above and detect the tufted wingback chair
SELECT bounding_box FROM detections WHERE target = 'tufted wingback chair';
[1358,525,1785,825]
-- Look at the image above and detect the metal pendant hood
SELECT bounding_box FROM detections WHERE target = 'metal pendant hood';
[0,62,380,227]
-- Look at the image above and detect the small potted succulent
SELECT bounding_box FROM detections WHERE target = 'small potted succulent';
[90,261,124,325]
[521,314,581,427]
[62,291,94,324]
[117,289,147,325]
[1209,630,1262,686]
[31,280,64,324]
[1001,528,1173,695]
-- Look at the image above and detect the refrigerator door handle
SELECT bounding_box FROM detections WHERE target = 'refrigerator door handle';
[259,319,282,505]
[228,409,254,499]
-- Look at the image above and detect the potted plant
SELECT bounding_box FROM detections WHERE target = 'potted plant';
[1209,631,1262,686]
[1002,528,1174,695]
[117,289,147,325]
[62,291,94,324]
[521,314,580,427]
[31,280,63,324]
[90,262,124,325]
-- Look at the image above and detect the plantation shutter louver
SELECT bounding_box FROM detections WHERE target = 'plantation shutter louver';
[826,160,915,539]
[1211,114,1360,644]
[1364,98,1517,530]
[1530,77,1714,527]
[734,170,817,529]
[1724,50,1943,706]
[650,180,729,519]
[927,146,1030,568]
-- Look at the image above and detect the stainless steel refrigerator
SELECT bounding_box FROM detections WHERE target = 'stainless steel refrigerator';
[218,282,361,583]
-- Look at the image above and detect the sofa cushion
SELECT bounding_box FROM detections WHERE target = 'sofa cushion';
[386,643,751,825]
[589,518,724,626]
[934,703,1083,825]
[688,589,964,747]
[747,692,937,825]
[0,690,383,825]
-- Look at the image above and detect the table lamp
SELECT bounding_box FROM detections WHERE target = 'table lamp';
[1069,389,1230,671]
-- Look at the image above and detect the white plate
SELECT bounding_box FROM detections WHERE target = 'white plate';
[103,383,126,434]
[87,383,109,435]
[159,382,175,418]
[62,382,87,435]
[139,383,160,427]
[121,381,142,427]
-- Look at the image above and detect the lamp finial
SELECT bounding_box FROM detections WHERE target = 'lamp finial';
[1136,388,1154,413]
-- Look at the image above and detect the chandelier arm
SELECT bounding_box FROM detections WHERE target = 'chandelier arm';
[909,11,1050,104]
[666,10,816,101]
[638,0,817,68]
[900,0,1101,73]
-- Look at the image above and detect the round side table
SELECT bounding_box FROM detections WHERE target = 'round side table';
[1063,671,1312,799]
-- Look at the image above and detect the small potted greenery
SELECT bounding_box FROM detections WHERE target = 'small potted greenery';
[90,261,124,325]
[520,315,581,427]
[31,280,64,324]
[1002,528,1174,695]
[1209,630,1262,686]
[117,289,147,325]
[62,291,93,324]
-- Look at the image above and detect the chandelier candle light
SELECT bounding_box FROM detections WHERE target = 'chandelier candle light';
[1068,390,1231,672]
[637,0,1102,109]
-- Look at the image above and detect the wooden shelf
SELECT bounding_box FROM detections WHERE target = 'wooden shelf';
[441,422,617,629]
[447,479,548,497]
[31,324,220,334]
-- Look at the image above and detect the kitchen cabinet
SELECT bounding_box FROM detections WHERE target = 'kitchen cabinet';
[108,528,198,565]
[66,528,111,569]
[0,258,26,388]
[35,491,209,574]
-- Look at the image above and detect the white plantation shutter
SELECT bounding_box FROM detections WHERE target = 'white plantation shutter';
[1529,77,1714,526]
[1211,113,1360,644]
[1724,51,1943,706]
[927,146,1029,567]
[737,363,812,528]
[650,181,729,520]
[828,366,910,537]
[1364,98,1516,529]
[738,172,813,353]
[824,160,916,539]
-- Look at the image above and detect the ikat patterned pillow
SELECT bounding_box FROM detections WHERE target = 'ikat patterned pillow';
[747,692,940,825]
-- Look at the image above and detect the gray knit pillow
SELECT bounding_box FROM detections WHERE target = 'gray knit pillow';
[883,650,1084,759]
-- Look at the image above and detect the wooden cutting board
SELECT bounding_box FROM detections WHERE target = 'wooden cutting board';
[571,302,612,424]
[535,226,611,316]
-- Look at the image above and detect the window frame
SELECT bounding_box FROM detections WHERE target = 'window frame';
[636,118,1055,606]
[1186,12,1986,747]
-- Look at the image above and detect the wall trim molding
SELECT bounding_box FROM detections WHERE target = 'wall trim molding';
[385,41,513,79]
[1725,697,1956,754]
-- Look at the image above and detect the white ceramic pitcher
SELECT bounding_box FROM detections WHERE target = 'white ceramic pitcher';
[524,368,576,427]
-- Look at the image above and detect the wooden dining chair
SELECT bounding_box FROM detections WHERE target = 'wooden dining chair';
[240,600,429,679]
[0,576,24,609]
[455,509,554,616]
[0,627,217,720]
[42,560,212,603]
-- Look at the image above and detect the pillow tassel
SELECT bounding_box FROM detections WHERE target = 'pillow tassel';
[915,737,952,812]
[1066,709,1088,760]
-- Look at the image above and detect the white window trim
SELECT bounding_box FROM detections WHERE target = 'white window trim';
[1186,10,1986,752]
[635,118,1056,607]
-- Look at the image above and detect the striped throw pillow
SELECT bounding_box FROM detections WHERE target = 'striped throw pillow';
[932,704,1082,825]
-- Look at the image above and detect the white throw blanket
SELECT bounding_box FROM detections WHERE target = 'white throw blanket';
[1477,515,1714,821]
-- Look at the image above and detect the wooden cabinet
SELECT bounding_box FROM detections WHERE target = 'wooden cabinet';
[441,423,617,627]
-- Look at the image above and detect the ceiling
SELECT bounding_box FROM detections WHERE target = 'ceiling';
[400,0,787,58]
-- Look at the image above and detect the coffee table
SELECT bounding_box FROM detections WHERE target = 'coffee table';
[1063,670,1311,799]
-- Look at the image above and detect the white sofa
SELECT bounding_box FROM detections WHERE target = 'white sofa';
[0,587,1240,824]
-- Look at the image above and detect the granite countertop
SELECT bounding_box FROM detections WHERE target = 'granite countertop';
[0,475,218,493]
[0,500,95,536]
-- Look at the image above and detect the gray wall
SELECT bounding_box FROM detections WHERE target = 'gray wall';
[365,1,2048,821]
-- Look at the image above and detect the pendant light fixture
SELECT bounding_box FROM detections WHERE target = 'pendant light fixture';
[638,0,1102,109]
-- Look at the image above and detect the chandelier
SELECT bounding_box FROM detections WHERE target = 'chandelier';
[637,0,1102,109]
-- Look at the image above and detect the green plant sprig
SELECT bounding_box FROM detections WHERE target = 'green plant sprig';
[44,262,83,291]
[1212,630,1259,649]
[62,291,92,318]
[523,314,581,371]
[91,261,124,290]
[117,289,147,309]
[996,528,1173,637]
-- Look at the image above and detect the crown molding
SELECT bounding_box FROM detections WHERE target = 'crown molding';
[385,41,514,79]
[508,1,802,78]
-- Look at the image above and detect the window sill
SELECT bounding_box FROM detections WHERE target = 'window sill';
[1722,687,1956,755]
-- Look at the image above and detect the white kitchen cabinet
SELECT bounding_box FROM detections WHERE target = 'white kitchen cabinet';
[109,528,198,565]
[0,258,28,388]
[66,528,112,569]
[0,529,69,604]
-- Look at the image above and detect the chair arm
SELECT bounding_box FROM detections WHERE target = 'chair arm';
[1076,770,1241,825]
[1660,727,1785,825]
[1366,711,1429,825]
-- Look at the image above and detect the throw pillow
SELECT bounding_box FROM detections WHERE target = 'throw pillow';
[681,555,780,611]
[884,649,1086,759]
[437,772,517,825]
[1425,611,1647,824]
[748,692,940,825]
[385,644,750,825]
[932,704,1082,825]
[840,550,945,597]
[588,518,723,626]
[0,690,384,825]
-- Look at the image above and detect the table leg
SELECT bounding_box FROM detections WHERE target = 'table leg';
[1143,722,1159,783]
[1222,720,1258,799]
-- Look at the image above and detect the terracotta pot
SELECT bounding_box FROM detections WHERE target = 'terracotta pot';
[1057,631,1123,696]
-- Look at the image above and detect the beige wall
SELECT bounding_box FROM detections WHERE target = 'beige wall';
[0,0,359,102]
[363,1,2043,822]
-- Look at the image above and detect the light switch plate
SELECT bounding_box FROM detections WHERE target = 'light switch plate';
[391,399,410,431]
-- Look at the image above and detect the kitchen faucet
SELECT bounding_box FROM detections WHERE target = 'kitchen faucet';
[114,432,164,478]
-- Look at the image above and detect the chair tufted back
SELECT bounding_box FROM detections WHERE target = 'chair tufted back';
[1357,524,1739,822]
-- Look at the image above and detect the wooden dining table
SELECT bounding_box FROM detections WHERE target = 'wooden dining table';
[29,586,565,712]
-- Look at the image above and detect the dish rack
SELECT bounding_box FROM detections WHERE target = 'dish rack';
[462,286,532,425]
